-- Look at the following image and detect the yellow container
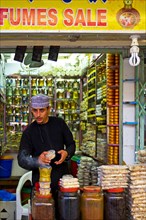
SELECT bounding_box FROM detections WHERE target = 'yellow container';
[39,167,52,182]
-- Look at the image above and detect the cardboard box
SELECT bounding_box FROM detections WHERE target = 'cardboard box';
[0,201,16,220]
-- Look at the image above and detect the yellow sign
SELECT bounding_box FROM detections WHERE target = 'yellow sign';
[0,0,145,32]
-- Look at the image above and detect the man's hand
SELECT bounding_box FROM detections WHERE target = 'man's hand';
[38,151,51,165]
[55,150,68,165]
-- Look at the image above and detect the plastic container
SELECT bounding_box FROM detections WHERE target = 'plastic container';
[58,188,80,220]
[80,186,103,220]
[104,188,126,220]
[39,167,52,182]
[32,193,55,220]
[0,156,13,178]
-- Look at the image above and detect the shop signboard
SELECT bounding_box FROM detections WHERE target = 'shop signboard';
[0,0,145,32]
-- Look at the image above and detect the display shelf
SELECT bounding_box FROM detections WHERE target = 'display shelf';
[107,124,119,127]
[106,53,120,165]
[122,78,138,82]
[80,54,107,160]
[96,55,107,163]
[123,122,138,125]
[107,143,119,146]
[123,101,137,105]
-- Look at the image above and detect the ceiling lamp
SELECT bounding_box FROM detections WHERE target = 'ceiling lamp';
[48,46,60,62]
[14,46,27,62]
[129,35,140,67]
[32,46,43,62]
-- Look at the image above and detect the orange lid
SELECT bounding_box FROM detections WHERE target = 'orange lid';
[107,188,124,193]
[83,186,101,193]
[60,187,79,193]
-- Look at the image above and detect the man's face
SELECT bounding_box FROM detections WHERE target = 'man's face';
[31,107,50,124]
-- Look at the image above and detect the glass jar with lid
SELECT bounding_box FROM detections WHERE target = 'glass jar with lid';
[32,88,37,96]
[15,78,21,87]
[104,188,126,220]
[6,87,13,96]
[32,192,54,220]
[7,97,12,105]
[38,78,45,87]
[46,78,53,87]
[80,186,103,220]
[14,88,20,96]
[22,88,28,96]
[73,80,79,89]
[58,188,80,220]
[73,90,79,100]
[31,78,37,87]
[23,78,29,86]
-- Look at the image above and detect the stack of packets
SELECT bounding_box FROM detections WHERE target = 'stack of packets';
[98,165,129,189]
[59,175,80,189]
[127,164,146,220]
[77,156,98,187]
[137,148,146,163]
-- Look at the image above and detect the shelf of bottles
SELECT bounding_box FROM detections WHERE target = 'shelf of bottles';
[6,76,29,151]
[5,75,55,151]
[106,53,120,165]
[5,75,81,151]
[55,78,80,149]
[96,56,107,163]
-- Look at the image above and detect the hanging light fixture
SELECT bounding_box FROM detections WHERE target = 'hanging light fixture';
[48,46,60,62]
[32,46,43,62]
[129,35,140,67]
[14,46,27,62]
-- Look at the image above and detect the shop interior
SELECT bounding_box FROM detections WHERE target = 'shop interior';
[0,33,146,161]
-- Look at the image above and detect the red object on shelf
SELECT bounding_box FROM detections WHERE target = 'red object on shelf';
[71,160,78,177]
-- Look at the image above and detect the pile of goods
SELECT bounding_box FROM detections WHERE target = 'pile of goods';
[127,164,146,220]
[77,156,98,187]
[137,148,146,163]
[96,137,107,163]
[98,165,129,189]
[59,175,80,191]
[80,123,96,156]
